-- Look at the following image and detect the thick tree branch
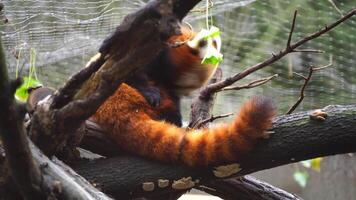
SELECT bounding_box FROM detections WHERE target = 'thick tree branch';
[200,176,302,200]
[0,33,50,199]
[0,28,112,199]
[0,141,113,200]
[29,142,112,200]
[74,104,356,198]
[188,68,222,128]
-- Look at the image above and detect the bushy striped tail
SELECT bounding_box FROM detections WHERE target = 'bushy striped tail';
[95,91,275,166]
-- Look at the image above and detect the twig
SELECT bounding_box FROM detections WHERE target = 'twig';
[194,113,233,128]
[286,10,298,49]
[201,8,356,98]
[327,0,344,17]
[292,49,325,53]
[286,57,333,114]
[293,72,307,80]
[286,67,313,115]
[313,55,333,71]
[220,74,278,91]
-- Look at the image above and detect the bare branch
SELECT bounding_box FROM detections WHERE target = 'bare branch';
[193,113,234,129]
[293,72,308,80]
[327,0,344,17]
[200,8,356,99]
[220,74,278,91]
[313,55,333,71]
[286,10,298,49]
[286,67,313,115]
[292,49,325,53]
[286,57,333,114]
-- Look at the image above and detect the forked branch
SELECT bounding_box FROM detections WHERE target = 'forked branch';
[286,57,333,114]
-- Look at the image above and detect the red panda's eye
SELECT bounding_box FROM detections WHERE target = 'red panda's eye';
[190,48,199,56]
[198,40,207,47]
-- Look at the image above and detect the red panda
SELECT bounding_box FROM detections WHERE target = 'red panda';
[90,25,275,166]
[124,24,223,126]
[92,84,274,167]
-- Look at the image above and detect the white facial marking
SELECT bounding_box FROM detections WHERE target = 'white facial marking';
[187,29,222,59]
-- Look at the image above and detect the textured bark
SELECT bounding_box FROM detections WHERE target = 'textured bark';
[0,142,113,200]
[189,68,222,128]
[0,30,49,199]
[200,176,302,200]
[73,104,356,198]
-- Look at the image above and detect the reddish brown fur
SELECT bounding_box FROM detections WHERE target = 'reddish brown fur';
[167,25,195,44]
[91,25,275,166]
[168,26,200,77]
[92,84,275,166]
[167,26,218,95]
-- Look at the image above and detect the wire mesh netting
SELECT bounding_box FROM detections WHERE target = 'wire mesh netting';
[1,0,355,113]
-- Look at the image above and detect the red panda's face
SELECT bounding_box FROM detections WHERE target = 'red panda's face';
[187,30,222,60]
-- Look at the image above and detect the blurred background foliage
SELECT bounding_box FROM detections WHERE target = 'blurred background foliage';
[1,0,355,199]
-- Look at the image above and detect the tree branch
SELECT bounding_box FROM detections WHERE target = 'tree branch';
[0,32,50,199]
[200,8,356,98]
[286,11,297,49]
[0,26,112,199]
[220,74,278,92]
[188,68,223,128]
[199,176,302,200]
[74,104,356,198]
[286,58,333,114]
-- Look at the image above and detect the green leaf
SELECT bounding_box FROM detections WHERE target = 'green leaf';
[195,26,223,65]
[293,170,309,188]
[15,76,42,101]
[203,26,221,40]
[202,51,223,65]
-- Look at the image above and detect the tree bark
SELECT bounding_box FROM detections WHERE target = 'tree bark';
[73,104,356,198]
[200,176,302,200]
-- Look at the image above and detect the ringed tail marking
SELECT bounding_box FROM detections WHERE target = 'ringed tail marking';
[93,84,275,166]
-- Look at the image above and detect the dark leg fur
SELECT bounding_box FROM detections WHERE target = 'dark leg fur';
[158,93,182,127]
[126,72,161,107]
